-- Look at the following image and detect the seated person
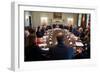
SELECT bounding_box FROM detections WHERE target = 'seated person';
[41,24,47,32]
[63,25,69,30]
[82,31,90,58]
[46,25,52,30]
[24,28,30,38]
[72,26,78,36]
[35,37,44,45]
[52,24,56,28]
[24,27,35,48]
[48,32,75,60]
[59,24,63,29]
[36,26,44,38]
[54,25,61,30]
[73,27,83,37]
[24,27,30,48]
[25,34,43,61]
[69,25,73,32]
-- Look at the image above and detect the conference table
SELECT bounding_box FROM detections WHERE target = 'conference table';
[38,28,84,56]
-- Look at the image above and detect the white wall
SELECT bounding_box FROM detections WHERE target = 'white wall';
[31,11,53,27]
[0,0,100,73]
[32,11,53,27]
[30,11,78,27]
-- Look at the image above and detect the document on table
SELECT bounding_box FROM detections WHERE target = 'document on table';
[75,42,84,46]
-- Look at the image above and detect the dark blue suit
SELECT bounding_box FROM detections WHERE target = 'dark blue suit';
[49,42,75,60]
[36,31,44,38]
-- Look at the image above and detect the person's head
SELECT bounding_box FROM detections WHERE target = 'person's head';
[37,26,40,30]
[78,27,83,33]
[42,24,47,29]
[25,30,30,37]
[56,25,59,28]
[56,32,64,44]
[29,28,35,34]
[28,35,36,46]
[25,26,30,37]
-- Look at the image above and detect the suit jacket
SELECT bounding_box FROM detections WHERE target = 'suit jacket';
[25,44,43,61]
[49,43,75,60]
[36,31,44,38]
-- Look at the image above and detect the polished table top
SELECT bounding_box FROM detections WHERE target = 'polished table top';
[38,28,84,54]
[46,29,83,47]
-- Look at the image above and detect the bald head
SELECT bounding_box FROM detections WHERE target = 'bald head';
[56,32,64,43]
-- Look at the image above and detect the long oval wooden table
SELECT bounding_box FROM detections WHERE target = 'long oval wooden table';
[38,28,84,57]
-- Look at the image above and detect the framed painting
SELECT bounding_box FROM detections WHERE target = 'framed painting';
[53,12,62,19]
[11,1,97,71]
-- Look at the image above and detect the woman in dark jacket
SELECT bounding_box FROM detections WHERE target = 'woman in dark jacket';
[25,32,43,61]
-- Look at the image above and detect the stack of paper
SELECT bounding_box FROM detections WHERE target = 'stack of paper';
[75,42,84,46]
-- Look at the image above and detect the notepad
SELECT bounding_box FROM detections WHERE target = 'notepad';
[41,48,49,51]
[75,42,84,46]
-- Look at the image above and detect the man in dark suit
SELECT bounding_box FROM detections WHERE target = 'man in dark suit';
[48,32,75,60]
[36,26,44,38]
